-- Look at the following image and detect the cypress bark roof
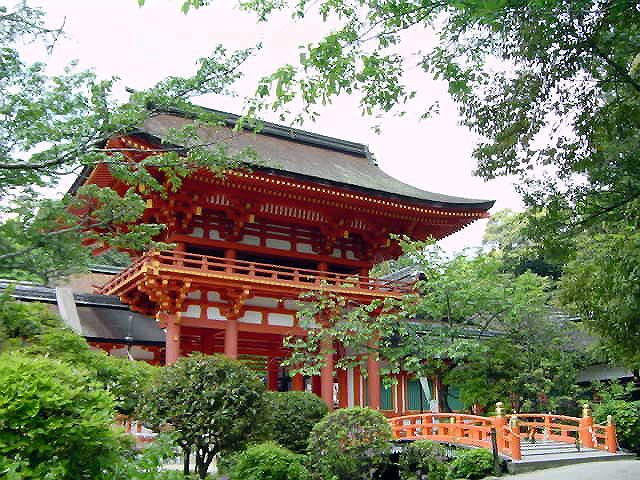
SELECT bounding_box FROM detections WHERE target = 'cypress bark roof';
[136,109,494,211]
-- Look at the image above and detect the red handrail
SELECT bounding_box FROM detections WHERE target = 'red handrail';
[389,411,619,460]
[98,249,414,296]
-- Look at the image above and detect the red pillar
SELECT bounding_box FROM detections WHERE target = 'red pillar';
[291,373,304,391]
[579,404,594,449]
[354,365,361,407]
[201,331,215,355]
[312,375,322,397]
[224,318,239,360]
[321,336,334,410]
[338,369,348,409]
[268,359,280,391]
[367,342,380,410]
[165,313,181,365]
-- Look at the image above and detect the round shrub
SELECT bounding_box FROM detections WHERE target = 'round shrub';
[398,440,448,480]
[450,448,494,480]
[138,354,266,478]
[594,400,640,453]
[263,391,329,453]
[230,442,309,480]
[0,354,126,479]
[307,407,392,480]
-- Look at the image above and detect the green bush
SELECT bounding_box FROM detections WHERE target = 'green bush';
[398,440,448,480]
[138,354,266,479]
[594,400,640,453]
[230,442,309,480]
[450,448,494,480]
[263,391,328,453]
[0,354,127,479]
[306,407,392,480]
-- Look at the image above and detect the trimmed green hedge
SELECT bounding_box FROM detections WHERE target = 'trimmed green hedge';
[450,448,494,479]
[262,391,328,453]
[307,407,392,480]
[230,442,309,480]
[398,440,448,480]
[594,400,640,453]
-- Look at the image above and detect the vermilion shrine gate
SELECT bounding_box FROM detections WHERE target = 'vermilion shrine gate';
[74,109,494,414]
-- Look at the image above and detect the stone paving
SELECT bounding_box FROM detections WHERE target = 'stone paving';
[500,459,640,479]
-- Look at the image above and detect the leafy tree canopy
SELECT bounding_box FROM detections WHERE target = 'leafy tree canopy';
[0,353,127,480]
[1,2,259,283]
[138,354,267,478]
[0,291,157,415]
[482,208,562,279]
[286,238,580,411]
[190,0,639,367]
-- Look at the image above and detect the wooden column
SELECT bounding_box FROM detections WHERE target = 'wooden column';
[201,331,215,355]
[165,313,181,365]
[224,317,239,360]
[292,373,304,391]
[354,365,361,407]
[312,375,322,396]
[321,336,334,410]
[338,369,348,409]
[268,359,280,391]
[367,341,380,410]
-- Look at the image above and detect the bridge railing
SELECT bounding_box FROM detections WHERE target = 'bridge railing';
[506,410,617,453]
[114,414,156,445]
[389,403,618,461]
[389,413,495,451]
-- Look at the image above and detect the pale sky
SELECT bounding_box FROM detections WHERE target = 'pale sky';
[32,0,524,252]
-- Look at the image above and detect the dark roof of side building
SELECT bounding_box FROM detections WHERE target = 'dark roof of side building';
[70,107,495,211]
[1,280,164,346]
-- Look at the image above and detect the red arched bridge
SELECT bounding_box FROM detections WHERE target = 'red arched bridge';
[388,404,618,461]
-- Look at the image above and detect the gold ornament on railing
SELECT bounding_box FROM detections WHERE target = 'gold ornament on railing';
[582,403,592,418]
[607,415,614,426]
[509,413,519,429]
[495,402,505,417]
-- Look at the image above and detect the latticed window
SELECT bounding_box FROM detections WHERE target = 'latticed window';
[380,383,393,411]
[363,381,394,410]
[407,377,431,411]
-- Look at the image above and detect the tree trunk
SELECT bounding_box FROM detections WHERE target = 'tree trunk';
[183,446,191,476]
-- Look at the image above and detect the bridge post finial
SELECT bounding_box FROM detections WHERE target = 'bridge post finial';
[581,403,592,418]
[495,402,505,418]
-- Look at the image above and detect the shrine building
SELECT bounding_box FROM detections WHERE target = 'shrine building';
[71,108,494,414]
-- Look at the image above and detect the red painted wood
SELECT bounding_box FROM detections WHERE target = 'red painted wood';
[165,314,181,365]
[224,318,239,360]
[320,337,334,410]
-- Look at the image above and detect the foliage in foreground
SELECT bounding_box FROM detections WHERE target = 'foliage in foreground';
[0,354,126,479]
[398,440,448,480]
[138,354,266,479]
[593,384,640,455]
[449,449,494,480]
[306,407,392,480]
[594,399,640,454]
[262,391,329,453]
[229,441,309,480]
[0,292,157,415]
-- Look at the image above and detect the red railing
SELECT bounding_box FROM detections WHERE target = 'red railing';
[389,409,619,461]
[389,413,494,450]
[114,415,156,445]
[506,413,617,453]
[99,249,414,297]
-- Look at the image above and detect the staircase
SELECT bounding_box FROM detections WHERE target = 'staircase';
[508,439,634,474]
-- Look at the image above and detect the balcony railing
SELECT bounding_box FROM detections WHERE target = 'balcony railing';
[98,250,414,298]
